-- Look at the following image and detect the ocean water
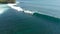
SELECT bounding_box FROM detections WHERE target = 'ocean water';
[19,0,60,18]
[0,0,60,34]
[0,4,10,14]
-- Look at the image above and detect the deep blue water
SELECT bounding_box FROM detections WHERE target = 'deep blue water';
[0,0,60,34]
[0,8,59,34]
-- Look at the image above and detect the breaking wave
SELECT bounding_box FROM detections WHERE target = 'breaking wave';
[7,1,60,19]
[18,0,60,19]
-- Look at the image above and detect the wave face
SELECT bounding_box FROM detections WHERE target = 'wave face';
[18,0,60,18]
[0,4,10,14]
[16,1,60,34]
[0,1,60,34]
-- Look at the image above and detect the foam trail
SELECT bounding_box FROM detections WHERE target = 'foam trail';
[0,4,9,14]
[7,2,23,11]
[8,5,23,11]
[7,1,35,15]
[24,10,34,15]
[0,8,7,14]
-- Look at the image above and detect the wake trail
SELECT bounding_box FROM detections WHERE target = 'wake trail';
[7,1,35,15]
[7,1,60,19]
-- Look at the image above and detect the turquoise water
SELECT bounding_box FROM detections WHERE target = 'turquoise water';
[0,4,9,14]
[0,0,60,34]
[0,9,60,34]
[19,0,60,18]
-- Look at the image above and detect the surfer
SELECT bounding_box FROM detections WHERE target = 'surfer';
[7,1,35,15]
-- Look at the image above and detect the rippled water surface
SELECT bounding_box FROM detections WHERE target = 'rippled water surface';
[19,0,60,18]
[0,0,60,34]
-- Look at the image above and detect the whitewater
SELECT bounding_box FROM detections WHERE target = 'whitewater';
[0,1,60,34]
[9,1,60,18]
[0,1,60,19]
[0,4,10,14]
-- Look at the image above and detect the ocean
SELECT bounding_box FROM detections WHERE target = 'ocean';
[0,0,60,34]
[19,0,60,18]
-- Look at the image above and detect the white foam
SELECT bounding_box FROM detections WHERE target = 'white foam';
[0,8,8,14]
[8,5,23,11]
[7,1,35,15]
[24,10,34,15]
[7,2,23,11]
[0,4,9,14]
